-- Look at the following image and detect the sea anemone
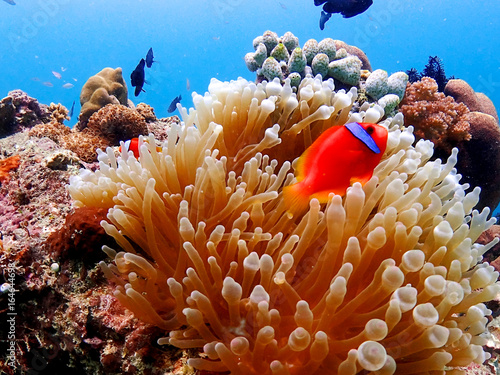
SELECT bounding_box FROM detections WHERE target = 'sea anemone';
[68,75,499,374]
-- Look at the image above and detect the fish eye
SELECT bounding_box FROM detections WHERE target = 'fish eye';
[366,126,374,134]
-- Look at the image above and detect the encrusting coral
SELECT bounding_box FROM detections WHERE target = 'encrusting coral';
[0,154,21,183]
[68,74,500,374]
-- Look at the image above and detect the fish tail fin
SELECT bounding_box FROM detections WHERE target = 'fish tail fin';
[283,183,310,219]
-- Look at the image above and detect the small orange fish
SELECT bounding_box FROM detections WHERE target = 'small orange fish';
[283,122,388,215]
[119,138,162,158]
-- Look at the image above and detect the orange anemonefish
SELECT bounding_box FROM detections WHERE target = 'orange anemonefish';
[119,138,162,158]
[283,122,388,215]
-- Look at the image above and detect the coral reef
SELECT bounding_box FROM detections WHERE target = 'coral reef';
[69,75,500,374]
[0,90,51,136]
[0,115,187,375]
[400,77,471,153]
[1,29,500,375]
[400,77,500,211]
[78,67,129,127]
[28,102,72,142]
[29,104,153,163]
[245,31,373,89]
[245,31,407,117]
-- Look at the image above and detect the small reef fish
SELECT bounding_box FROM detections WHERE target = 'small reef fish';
[52,71,62,79]
[61,67,67,72]
[167,95,182,113]
[42,82,53,87]
[2,0,15,5]
[130,59,146,97]
[62,83,74,89]
[315,0,373,29]
[186,78,190,91]
[119,138,162,158]
[145,48,156,68]
[68,100,75,118]
[283,122,388,215]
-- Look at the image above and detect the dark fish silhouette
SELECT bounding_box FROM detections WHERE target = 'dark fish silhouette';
[145,48,156,68]
[319,11,332,30]
[315,0,373,29]
[68,100,75,119]
[167,95,182,113]
[2,0,16,5]
[130,59,146,97]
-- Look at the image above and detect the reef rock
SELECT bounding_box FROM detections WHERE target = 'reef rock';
[445,79,499,122]
[456,111,500,211]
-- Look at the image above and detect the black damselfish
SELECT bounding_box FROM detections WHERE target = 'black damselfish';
[315,0,373,29]
[168,95,182,113]
[146,48,156,68]
[130,59,146,97]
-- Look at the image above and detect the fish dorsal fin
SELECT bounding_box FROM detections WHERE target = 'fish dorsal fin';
[296,125,342,181]
[345,122,380,154]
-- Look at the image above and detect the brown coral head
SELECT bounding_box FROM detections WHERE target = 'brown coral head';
[78,67,129,128]
[86,104,148,144]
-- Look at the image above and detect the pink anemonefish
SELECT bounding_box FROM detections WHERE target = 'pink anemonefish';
[283,122,388,216]
[119,138,162,158]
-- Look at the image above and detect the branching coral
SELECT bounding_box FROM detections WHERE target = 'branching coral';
[68,75,499,374]
[28,103,71,142]
[400,77,471,154]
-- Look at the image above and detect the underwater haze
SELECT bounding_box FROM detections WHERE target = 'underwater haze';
[0,0,499,124]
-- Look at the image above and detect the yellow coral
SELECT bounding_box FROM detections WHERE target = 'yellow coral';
[68,76,499,374]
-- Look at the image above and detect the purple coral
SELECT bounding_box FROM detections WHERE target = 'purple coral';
[0,90,51,136]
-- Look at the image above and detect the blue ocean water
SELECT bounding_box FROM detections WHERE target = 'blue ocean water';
[1,0,498,124]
